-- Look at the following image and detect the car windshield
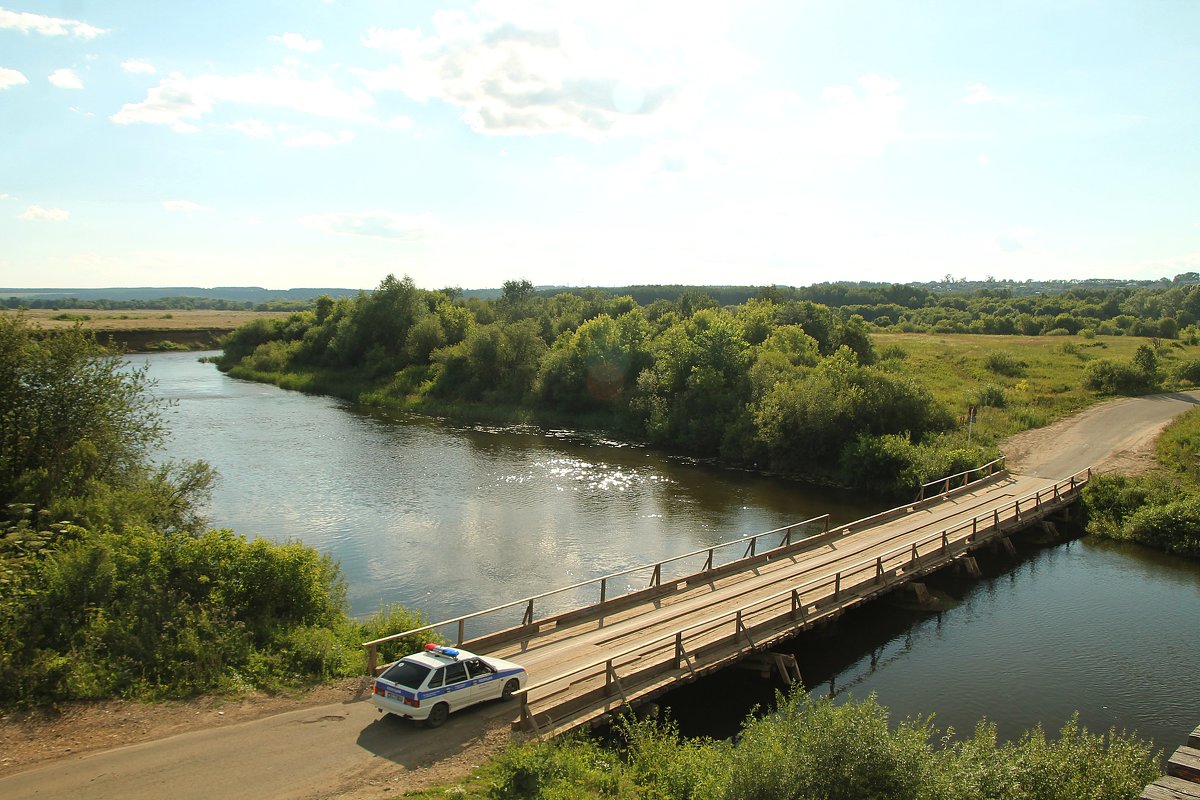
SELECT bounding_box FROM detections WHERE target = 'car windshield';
[379,659,432,689]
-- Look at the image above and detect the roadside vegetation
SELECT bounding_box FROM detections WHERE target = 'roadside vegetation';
[1082,406,1200,558]
[216,275,1200,498]
[0,314,434,707]
[405,691,1159,800]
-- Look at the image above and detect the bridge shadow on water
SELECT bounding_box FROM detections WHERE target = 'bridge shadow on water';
[618,531,1071,743]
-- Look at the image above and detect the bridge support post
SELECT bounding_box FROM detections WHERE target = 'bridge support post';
[999,536,1017,556]
[960,556,982,578]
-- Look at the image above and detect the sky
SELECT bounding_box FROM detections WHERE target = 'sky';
[1,1,1198,291]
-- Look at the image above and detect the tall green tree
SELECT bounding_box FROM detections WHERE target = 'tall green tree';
[0,315,167,511]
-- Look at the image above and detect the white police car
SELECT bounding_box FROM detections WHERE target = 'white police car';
[371,644,527,728]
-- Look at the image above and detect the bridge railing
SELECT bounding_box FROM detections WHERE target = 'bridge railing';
[915,456,1005,501]
[514,467,1089,734]
[362,513,833,675]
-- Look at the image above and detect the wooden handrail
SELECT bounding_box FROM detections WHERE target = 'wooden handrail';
[915,457,1006,501]
[515,467,1089,705]
[365,459,1014,654]
[362,513,831,650]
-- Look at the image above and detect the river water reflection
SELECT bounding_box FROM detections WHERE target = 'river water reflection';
[144,352,874,622]
[143,352,1200,751]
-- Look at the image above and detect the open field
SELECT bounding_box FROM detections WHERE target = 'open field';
[0,308,292,331]
[1,308,296,351]
[873,331,1200,447]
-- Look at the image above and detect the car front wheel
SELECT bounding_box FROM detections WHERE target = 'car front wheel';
[502,679,519,700]
[425,702,450,728]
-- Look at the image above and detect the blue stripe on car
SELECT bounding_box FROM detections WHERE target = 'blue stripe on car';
[377,667,524,703]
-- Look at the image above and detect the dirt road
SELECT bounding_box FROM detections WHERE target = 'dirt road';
[3,390,1197,800]
[1001,390,1200,477]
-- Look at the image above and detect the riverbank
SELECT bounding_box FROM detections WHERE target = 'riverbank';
[2,391,1192,797]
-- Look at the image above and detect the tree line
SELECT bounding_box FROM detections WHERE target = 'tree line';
[218,276,982,495]
[527,278,1200,339]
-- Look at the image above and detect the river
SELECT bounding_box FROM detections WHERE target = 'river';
[143,351,1200,752]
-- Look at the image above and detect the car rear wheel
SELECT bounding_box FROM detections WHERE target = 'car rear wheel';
[425,702,450,728]
[502,678,519,700]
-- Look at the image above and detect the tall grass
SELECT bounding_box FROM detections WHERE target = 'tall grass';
[420,690,1160,800]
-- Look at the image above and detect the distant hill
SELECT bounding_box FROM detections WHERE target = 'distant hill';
[5,273,1198,309]
[0,286,362,303]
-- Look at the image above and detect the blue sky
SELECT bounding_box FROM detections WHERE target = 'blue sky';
[1,1,1197,291]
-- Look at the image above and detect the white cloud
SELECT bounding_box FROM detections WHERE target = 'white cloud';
[227,119,275,139]
[271,32,323,53]
[111,69,375,132]
[283,129,354,147]
[224,120,356,146]
[994,227,1038,254]
[303,210,433,240]
[807,73,907,158]
[1139,251,1200,273]
[357,2,750,137]
[963,82,999,105]
[162,199,211,214]
[17,205,69,221]
[48,68,83,89]
[0,7,107,38]
[121,59,156,75]
[976,154,990,167]
[0,66,28,89]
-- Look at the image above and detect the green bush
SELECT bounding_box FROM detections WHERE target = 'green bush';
[944,716,1159,800]
[1174,358,1200,385]
[984,351,1027,377]
[487,735,627,799]
[838,434,923,498]
[472,690,1160,800]
[1082,471,1200,556]
[1122,496,1200,556]
[976,384,1007,408]
[1082,359,1150,395]
[0,517,446,705]
[726,692,940,800]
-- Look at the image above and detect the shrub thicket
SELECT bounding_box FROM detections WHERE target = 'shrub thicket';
[0,315,435,706]
[1082,406,1200,557]
[475,691,1159,800]
[218,277,971,495]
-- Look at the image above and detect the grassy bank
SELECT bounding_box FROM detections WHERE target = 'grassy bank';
[872,332,1200,441]
[403,691,1160,800]
[1082,406,1200,557]
[0,314,439,707]
[224,330,1200,491]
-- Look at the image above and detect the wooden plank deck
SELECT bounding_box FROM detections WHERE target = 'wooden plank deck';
[1142,776,1200,800]
[1142,731,1200,800]
[365,464,1090,737]
[1169,747,1200,784]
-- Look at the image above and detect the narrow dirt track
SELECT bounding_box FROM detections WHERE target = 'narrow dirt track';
[3,390,1197,800]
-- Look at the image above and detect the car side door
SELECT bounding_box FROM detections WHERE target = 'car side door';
[464,657,500,700]
[440,660,475,709]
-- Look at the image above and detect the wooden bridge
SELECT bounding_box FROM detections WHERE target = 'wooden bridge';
[364,460,1090,738]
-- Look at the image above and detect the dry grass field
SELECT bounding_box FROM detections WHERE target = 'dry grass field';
[1,308,292,331]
